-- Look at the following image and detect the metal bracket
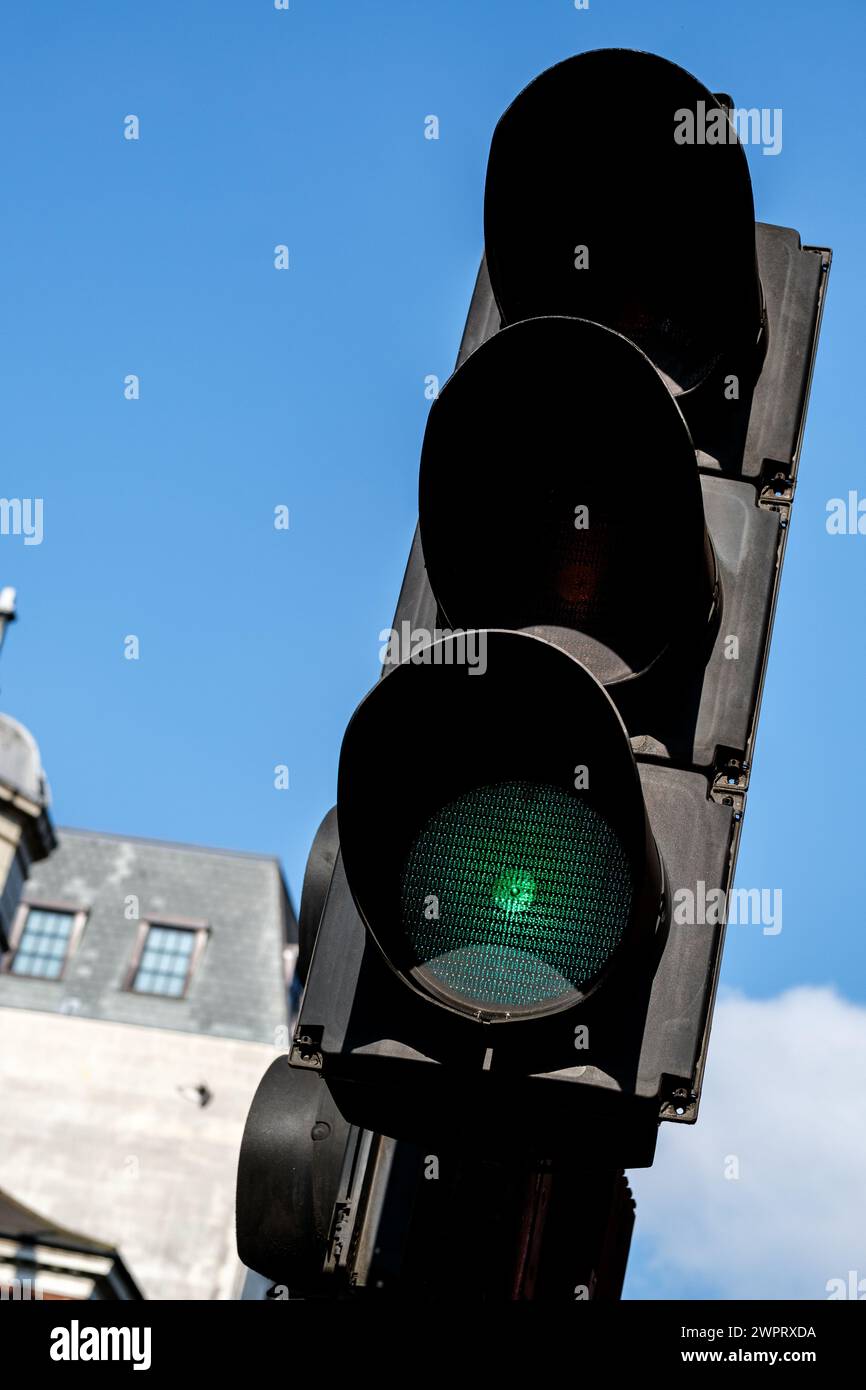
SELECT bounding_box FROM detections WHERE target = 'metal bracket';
[324,1202,354,1274]
[323,1129,378,1283]
[758,458,795,512]
[290,1025,324,1070]
[659,1081,699,1123]
[710,749,749,812]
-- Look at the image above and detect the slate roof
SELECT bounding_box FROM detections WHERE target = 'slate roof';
[0,828,295,1043]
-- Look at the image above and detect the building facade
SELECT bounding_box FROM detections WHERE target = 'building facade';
[0,808,296,1299]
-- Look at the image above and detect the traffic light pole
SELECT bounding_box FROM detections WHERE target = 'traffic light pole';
[509,1167,636,1301]
[316,1132,634,1299]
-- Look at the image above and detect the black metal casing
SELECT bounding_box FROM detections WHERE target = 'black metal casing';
[238,50,831,1296]
[291,224,828,1167]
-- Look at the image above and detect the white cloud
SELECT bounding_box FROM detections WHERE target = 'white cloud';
[625,987,866,1300]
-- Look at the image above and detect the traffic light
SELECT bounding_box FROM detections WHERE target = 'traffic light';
[239,47,829,1287]
[339,628,667,1023]
[416,315,718,689]
[483,48,766,427]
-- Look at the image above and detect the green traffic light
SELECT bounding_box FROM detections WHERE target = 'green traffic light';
[400,779,632,1010]
[492,867,538,913]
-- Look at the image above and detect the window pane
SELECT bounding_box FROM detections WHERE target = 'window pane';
[132,926,198,997]
[12,909,74,978]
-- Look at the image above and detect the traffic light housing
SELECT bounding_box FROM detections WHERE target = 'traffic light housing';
[339,629,667,1025]
[241,49,830,1257]
[484,49,766,421]
[417,315,718,689]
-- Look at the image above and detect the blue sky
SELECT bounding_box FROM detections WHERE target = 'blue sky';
[2,1,864,1299]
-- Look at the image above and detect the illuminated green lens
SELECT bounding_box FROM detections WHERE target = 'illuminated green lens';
[400,780,632,1009]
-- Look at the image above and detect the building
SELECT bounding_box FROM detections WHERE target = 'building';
[0,1187,142,1301]
[0,711,55,951]
[0,704,297,1300]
